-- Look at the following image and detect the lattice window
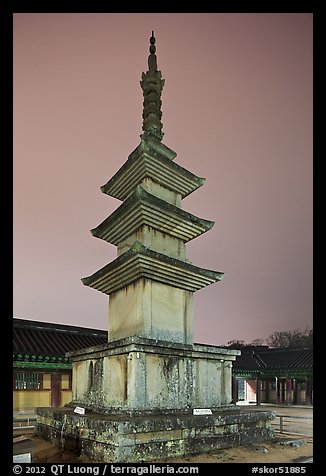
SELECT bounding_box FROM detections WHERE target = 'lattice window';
[15,372,41,390]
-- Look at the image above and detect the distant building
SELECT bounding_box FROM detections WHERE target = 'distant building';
[230,346,313,405]
[13,318,107,412]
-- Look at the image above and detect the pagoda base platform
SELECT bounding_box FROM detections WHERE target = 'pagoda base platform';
[36,407,275,463]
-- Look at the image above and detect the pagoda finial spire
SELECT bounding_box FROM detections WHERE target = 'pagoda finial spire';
[148,30,157,71]
[140,31,165,141]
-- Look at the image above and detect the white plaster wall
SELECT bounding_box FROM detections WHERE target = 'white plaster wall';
[72,349,235,411]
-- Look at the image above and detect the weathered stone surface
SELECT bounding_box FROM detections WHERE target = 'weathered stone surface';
[66,338,239,412]
[141,178,181,207]
[239,427,275,446]
[185,433,240,455]
[117,228,187,260]
[36,407,275,463]
[108,280,193,344]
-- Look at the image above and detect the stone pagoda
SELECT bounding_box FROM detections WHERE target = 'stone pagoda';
[36,32,274,462]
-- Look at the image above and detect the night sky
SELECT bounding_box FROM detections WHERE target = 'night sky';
[13,13,313,346]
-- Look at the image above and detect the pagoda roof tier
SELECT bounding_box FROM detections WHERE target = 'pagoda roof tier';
[100,135,205,200]
[81,242,224,295]
[91,185,214,245]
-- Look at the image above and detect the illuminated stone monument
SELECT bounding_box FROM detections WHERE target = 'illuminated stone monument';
[36,32,274,462]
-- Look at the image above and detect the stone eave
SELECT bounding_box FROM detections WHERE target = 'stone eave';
[81,242,224,294]
[91,185,214,244]
[67,335,239,362]
[100,139,205,200]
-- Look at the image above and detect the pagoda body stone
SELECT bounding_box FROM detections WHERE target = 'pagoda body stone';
[36,32,275,462]
[73,122,231,408]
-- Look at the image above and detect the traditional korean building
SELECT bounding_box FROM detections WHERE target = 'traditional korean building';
[231,346,313,406]
[13,318,107,412]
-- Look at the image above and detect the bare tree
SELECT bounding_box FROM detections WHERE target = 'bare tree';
[266,328,313,348]
[226,339,246,348]
[249,338,265,347]
[225,328,312,349]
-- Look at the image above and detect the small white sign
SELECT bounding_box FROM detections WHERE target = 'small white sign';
[193,408,213,415]
[74,406,85,415]
[13,453,32,463]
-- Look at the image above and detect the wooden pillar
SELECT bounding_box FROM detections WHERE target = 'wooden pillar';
[281,379,286,403]
[310,379,313,404]
[305,378,309,404]
[256,377,261,405]
[232,376,238,403]
[293,379,298,404]
[51,372,61,407]
[275,377,279,404]
[286,378,292,405]
[265,379,270,403]
[305,378,313,405]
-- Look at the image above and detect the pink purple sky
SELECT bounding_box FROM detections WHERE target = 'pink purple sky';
[13,13,313,346]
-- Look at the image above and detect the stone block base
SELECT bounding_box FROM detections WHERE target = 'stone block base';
[36,407,275,463]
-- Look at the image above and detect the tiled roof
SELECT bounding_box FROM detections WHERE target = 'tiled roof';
[13,318,107,357]
[258,347,313,370]
[232,349,266,371]
[232,346,313,375]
